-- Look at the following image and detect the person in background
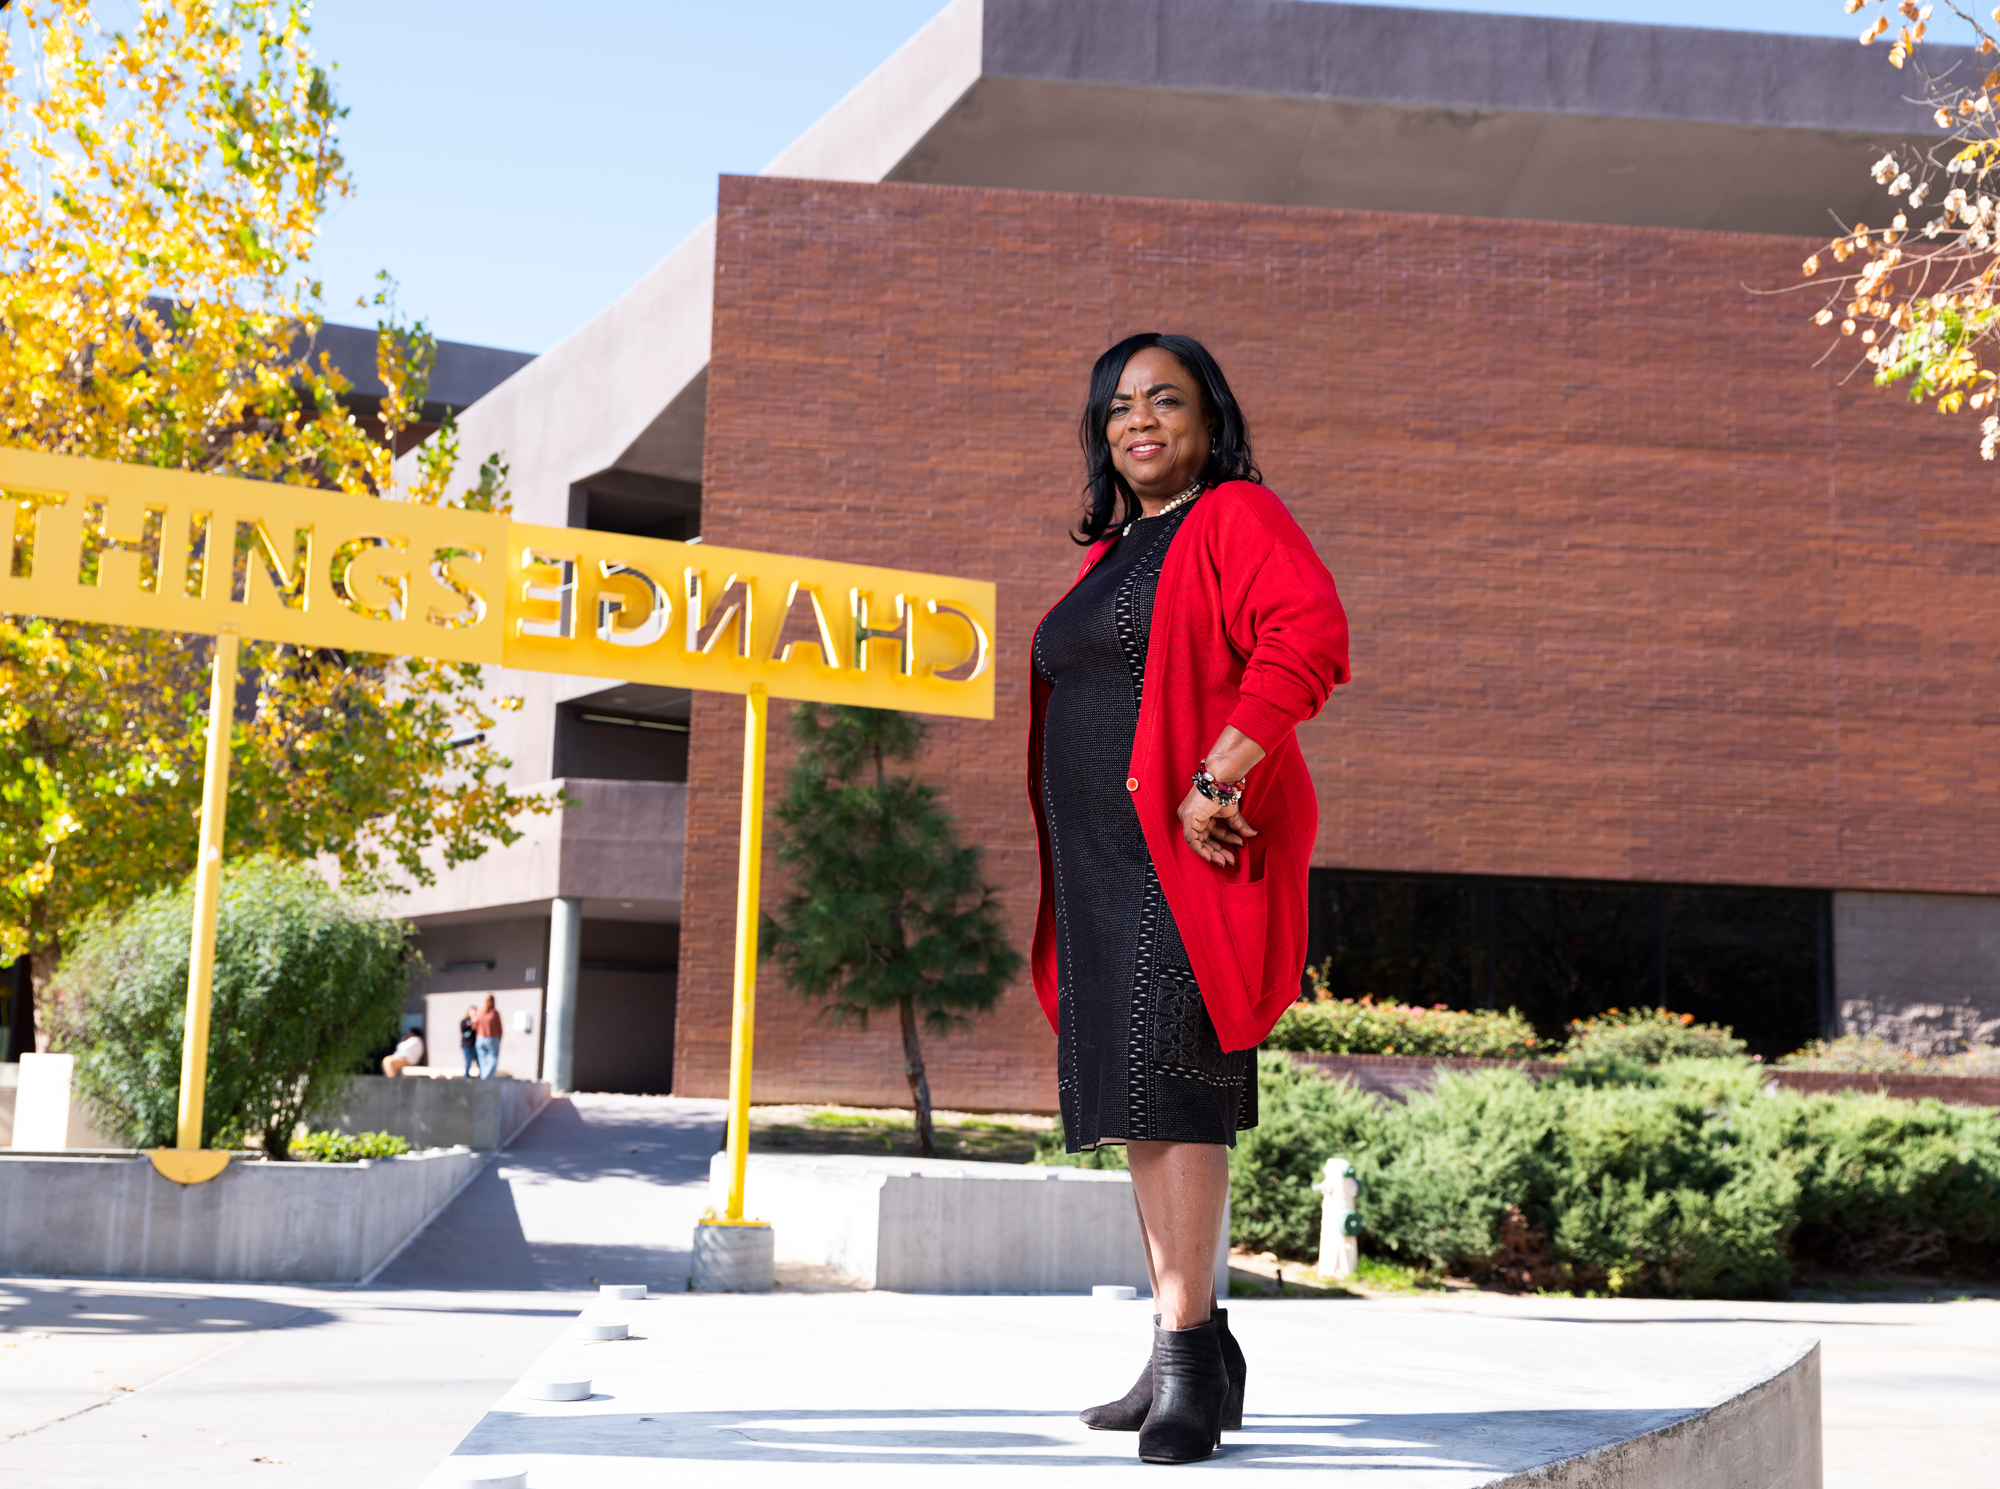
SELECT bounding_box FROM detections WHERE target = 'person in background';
[473,994,504,1079]
[460,1004,479,1078]
[381,1026,425,1078]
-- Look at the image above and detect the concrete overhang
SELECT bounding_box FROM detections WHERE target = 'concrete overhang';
[440,0,1961,520]
[389,780,686,923]
[310,320,535,415]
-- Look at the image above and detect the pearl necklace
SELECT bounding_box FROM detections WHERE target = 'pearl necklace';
[1124,479,1204,536]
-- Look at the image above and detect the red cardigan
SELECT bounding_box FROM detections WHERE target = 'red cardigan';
[1027,481,1350,1051]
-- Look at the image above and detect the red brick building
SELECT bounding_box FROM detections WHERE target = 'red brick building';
[395,1,2000,1104]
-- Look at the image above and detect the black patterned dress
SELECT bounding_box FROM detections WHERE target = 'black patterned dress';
[1033,498,1258,1151]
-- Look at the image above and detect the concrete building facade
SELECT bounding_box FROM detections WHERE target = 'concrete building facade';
[390,0,2000,1101]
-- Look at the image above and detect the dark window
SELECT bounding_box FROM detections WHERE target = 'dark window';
[1,956,24,1062]
[568,468,700,542]
[552,707,689,783]
[1304,870,1828,1059]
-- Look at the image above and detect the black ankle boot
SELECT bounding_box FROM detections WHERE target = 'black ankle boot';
[1136,1317,1228,1464]
[1079,1355,1152,1431]
[1080,1310,1246,1433]
[1216,1307,1246,1432]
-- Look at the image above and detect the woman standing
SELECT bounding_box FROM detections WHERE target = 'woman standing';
[1029,333,1349,1464]
[472,994,504,1079]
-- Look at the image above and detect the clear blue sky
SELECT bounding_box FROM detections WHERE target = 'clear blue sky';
[307,0,1965,353]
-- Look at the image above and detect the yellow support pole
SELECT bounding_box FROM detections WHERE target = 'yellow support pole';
[173,631,238,1160]
[723,684,768,1221]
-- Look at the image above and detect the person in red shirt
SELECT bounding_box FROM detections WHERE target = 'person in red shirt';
[471,994,504,1079]
[1029,333,1349,1464]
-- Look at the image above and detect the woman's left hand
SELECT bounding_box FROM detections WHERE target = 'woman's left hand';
[1176,725,1268,868]
[1178,785,1255,867]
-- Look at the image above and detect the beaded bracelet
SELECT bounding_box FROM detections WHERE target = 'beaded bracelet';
[1191,761,1247,807]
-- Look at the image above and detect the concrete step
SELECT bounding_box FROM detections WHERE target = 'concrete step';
[422,1292,1821,1486]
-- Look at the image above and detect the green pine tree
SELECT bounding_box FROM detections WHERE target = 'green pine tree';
[762,704,1023,1157]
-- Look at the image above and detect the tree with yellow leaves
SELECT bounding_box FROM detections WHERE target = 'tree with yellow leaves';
[0,0,547,1044]
[1801,1,2000,456]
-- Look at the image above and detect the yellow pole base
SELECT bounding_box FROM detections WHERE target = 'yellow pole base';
[147,1149,231,1185]
[698,1208,771,1228]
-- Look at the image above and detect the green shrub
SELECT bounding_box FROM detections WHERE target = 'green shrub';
[1030,1119,1128,1169]
[1265,980,1544,1058]
[291,1129,412,1163]
[51,858,419,1158]
[1777,1035,2000,1077]
[1362,1062,1796,1298]
[1784,1092,2000,1268]
[1229,1053,1384,1256]
[1562,1007,1746,1064]
[1549,1054,1661,1090]
[1232,1055,1993,1298]
[1356,1068,1555,1273]
[1542,1062,1796,1298]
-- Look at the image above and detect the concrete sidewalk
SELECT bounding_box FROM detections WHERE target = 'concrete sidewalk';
[1381,1290,1999,1488]
[2,1092,1995,1488]
[415,1288,1998,1487]
[0,1094,727,1488]
[372,1093,724,1293]
[432,1291,1822,1486]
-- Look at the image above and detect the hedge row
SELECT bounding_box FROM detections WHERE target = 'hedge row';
[1230,1053,2000,1297]
[1265,991,1752,1063]
[1264,996,1544,1058]
[1777,1035,2000,1077]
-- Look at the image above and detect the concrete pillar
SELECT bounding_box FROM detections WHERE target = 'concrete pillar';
[543,897,582,1091]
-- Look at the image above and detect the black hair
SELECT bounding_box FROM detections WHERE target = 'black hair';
[1074,332,1260,544]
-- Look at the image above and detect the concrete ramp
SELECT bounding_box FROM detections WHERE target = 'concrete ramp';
[422,1294,1820,1487]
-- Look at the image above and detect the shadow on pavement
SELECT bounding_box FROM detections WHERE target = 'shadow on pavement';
[450,1405,1700,1471]
[0,1283,321,1337]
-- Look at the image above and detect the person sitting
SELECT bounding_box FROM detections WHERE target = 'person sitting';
[381,1028,425,1078]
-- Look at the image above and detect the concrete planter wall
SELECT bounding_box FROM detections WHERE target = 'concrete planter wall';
[712,1151,1227,1295]
[0,1061,121,1149]
[1286,1050,2000,1107]
[1759,1066,2000,1106]
[0,1146,483,1284]
[324,1075,550,1150]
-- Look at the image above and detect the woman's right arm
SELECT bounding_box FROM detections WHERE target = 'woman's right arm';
[1216,493,1350,754]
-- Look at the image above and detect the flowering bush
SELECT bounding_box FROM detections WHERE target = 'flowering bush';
[1561,1007,1747,1065]
[1265,974,1543,1059]
[1776,1036,2000,1078]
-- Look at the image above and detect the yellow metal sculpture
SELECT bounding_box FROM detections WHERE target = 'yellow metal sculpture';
[2,449,997,1207]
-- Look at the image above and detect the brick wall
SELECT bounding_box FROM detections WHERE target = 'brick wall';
[675,174,1999,1109]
